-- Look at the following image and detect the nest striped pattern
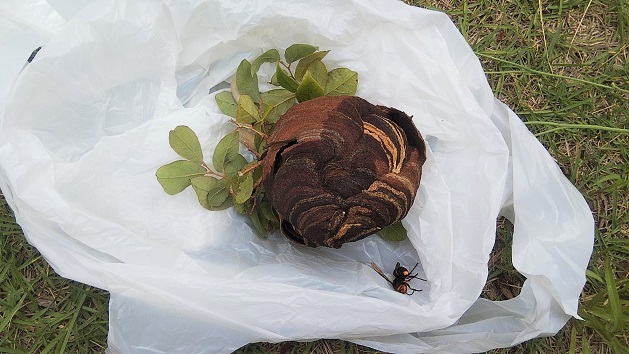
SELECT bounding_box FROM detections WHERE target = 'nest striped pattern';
[261,96,426,248]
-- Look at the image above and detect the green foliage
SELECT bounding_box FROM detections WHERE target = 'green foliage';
[275,63,299,92]
[215,91,237,118]
[295,51,329,81]
[207,179,231,209]
[191,176,222,210]
[260,89,295,123]
[0,201,109,353]
[236,94,259,124]
[158,43,402,242]
[325,68,358,96]
[295,70,325,102]
[158,43,406,242]
[212,131,240,173]
[169,125,204,164]
[235,59,260,102]
[378,222,408,242]
[306,60,328,88]
[224,154,247,178]
[156,160,206,195]
[284,43,318,64]
[251,49,280,75]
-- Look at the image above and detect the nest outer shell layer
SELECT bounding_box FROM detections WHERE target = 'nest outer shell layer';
[262,96,427,248]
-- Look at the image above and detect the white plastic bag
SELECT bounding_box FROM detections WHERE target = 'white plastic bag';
[0,0,594,353]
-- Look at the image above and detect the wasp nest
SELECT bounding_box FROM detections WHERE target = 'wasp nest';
[261,96,426,248]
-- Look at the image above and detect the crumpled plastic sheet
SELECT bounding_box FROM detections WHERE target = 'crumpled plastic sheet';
[0,0,594,353]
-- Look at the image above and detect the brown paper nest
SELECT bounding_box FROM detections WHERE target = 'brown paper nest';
[261,96,426,248]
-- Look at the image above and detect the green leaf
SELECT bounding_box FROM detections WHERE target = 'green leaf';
[260,89,296,123]
[234,197,255,215]
[207,178,231,209]
[235,172,254,204]
[285,44,318,64]
[156,160,206,195]
[212,131,240,173]
[270,71,279,86]
[224,154,247,177]
[259,196,278,223]
[191,176,222,209]
[215,91,237,118]
[254,133,267,156]
[276,64,299,93]
[210,196,233,210]
[325,68,358,96]
[251,49,280,75]
[378,221,408,241]
[260,88,295,106]
[295,70,325,102]
[307,60,328,88]
[236,94,259,124]
[581,335,592,354]
[249,209,268,237]
[233,201,247,214]
[295,50,329,81]
[168,125,204,164]
[235,59,260,102]
[569,326,577,354]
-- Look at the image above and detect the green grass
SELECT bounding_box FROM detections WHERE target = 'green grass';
[0,200,109,353]
[1,0,628,352]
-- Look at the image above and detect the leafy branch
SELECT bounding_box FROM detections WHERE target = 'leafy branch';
[156,43,404,241]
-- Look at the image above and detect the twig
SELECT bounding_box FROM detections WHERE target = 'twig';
[229,119,269,139]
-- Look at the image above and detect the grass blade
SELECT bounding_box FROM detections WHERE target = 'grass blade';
[604,258,622,332]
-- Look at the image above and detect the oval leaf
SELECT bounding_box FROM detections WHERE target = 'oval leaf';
[285,44,318,64]
[212,131,240,173]
[249,209,268,237]
[295,50,329,81]
[169,125,203,164]
[260,88,295,106]
[251,49,280,75]
[307,60,328,88]
[236,94,259,124]
[295,70,325,103]
[235,172,254,204]
[156,160,206,195]
[259,196,278,223]
[276,64,299,93]
[207,178,231,208]
[191,176,222,209]
[378,221,408,241]
[260,89,296,123]
[325,68,358,96]
[235,59,260,102]
[212,197,234,210]
[215,91,237,118]
[224,154,247,177]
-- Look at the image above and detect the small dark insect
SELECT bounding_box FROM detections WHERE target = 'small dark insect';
[370,261,426,295]
[28,46,42,63]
